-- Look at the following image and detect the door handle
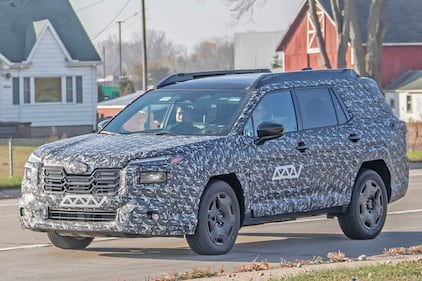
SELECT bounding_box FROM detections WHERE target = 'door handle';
[349,132,361,143]
[296,141,308,152]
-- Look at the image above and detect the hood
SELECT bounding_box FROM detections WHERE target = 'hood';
[34,133,221,174]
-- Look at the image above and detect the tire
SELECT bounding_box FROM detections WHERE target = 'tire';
[186,180,240,255]
[338,169,388,240]
[47,231,94,249]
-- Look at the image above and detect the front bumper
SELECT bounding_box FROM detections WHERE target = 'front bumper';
[19,165,200,237]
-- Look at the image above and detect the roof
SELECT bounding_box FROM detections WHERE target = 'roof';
[0,0,101,63]
[277,0,422,51]
[158,68,359,91]
[385,70,422,92]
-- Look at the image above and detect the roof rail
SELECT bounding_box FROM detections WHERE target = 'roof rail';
[154,69,271,89]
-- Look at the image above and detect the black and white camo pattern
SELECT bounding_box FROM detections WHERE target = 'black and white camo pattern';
[19,76,409,237]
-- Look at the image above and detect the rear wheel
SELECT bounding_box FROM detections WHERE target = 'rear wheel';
[47,231,94,249]
[186,180,240,255]
[338,169,388,239]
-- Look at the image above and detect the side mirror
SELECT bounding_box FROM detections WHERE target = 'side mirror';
[254,121,284,145]
[97,118,111,131]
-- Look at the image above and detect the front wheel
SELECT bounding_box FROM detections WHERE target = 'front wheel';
[338,169,388,239]
[186,180,240,255]
[47,231,94,249]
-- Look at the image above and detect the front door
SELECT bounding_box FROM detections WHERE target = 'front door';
[243,90,314,217]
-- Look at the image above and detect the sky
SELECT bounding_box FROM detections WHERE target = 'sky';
[70,0,302,51]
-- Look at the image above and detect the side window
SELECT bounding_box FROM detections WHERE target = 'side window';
[332,92,348,124]
[295,88,338,129]
[243,90,297,137]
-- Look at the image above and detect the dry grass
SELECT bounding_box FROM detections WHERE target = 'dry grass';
[235,259,270,273]
[384,245,422,256]
[152,266,219,281]
[327,250,347,262]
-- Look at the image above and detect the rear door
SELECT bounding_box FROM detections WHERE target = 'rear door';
[293,87,353,211]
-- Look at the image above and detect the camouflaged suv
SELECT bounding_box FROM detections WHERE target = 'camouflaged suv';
[19,69,409,255]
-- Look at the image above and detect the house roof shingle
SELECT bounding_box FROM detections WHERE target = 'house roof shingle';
[385,70,422,91]
[0,0,101,63]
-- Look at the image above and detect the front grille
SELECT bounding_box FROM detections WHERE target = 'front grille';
[48,208,116,222]
[42,167,120,194]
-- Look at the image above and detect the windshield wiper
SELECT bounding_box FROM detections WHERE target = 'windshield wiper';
[99,131,118,135]
[154,130,177,136]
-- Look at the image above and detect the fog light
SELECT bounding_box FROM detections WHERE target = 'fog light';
[139,172,167,184]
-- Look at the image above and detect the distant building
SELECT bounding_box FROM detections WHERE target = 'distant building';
[97,92,142,121]
[385,71,422,122]
[0,0,101,137]
[234,31,284,70]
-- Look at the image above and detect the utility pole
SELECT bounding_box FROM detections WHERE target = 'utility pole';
[102,45,106,79]
[117,21,123,79]
[141,0,148,90]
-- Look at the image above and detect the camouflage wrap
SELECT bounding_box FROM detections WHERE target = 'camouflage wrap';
[19,75,409,237]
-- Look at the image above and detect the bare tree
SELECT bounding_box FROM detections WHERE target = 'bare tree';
[331,0,350,68]
[308,0,332,69]
[225,0,267,25]
[365,0,386,84]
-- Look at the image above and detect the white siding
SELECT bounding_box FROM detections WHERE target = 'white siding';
[234,31,284,70]
[2,28,98,128]
[386,91,422,122]
[0,78,18,121]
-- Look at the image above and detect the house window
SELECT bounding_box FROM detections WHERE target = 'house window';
[406,95,412,113]
[389,98,395,109]
[34,78,61,103]
[66,76,73,102]
[24,77,31,104]
[17,76,83,104]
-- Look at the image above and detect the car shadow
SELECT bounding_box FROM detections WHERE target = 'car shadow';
[85,231,422,262]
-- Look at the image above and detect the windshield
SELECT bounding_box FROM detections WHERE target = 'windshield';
[102,89,249,136]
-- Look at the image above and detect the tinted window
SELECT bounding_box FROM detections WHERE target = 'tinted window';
[296,88,337,129]
[244,90,297,137]
[332,92,348,124]
[103,89,248,136]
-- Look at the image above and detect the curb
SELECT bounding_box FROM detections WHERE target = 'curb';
[0,188,21,199]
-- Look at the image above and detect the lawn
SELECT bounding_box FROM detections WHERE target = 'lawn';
[274,259,422,281]
[0,145,36,189]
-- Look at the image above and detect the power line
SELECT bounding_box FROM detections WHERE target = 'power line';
[90,0,131,40]
[77,0,104,12]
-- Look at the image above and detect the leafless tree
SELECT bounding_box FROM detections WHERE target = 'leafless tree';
[308,0,331,69]
[99,30,234,89]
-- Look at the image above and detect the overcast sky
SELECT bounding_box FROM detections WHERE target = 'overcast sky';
[70,0,302,50]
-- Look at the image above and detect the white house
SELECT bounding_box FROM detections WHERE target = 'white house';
[385,71,422,122]
[0,0,101,138]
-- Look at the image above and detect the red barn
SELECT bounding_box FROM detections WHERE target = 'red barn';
[276,0,422,88]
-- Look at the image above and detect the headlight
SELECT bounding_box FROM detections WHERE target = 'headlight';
[23,152,42,185]
[27,152,42,165]
[139,172,167,184]
[130,156,183,166]
[130,156,183,184]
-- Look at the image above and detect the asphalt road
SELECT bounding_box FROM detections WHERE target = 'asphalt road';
[1,170,421,281]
